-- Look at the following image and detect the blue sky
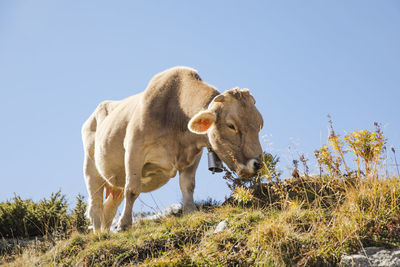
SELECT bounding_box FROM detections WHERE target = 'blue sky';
[1,1,399,212]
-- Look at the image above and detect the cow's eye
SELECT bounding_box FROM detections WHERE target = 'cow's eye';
[227,124,236,131]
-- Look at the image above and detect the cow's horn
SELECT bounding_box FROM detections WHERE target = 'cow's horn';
[249,94,256,104]
[242,89,256,104]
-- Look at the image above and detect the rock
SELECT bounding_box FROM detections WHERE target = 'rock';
[213,218,229,234]
[110,204,183,232]
[341,247,400,267]
[142,203,182,220]
[341,255,370,267]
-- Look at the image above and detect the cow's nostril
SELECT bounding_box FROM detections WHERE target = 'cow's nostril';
[253,160,262,172]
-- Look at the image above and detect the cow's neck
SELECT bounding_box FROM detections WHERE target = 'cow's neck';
[179,86,220,119]
[181,86,220,152]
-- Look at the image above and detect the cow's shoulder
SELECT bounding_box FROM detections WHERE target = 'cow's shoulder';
[138,67,196,131]
[143,66,200,97]
[139,67,218,132]
[151,66,200,81]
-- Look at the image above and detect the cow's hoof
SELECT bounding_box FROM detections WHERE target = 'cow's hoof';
[116,223,131,232]
[183,204,197,214]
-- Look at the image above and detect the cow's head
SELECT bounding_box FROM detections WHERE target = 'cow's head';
[188,88,263,177]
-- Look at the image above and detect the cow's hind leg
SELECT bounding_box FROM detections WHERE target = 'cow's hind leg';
[102,185,124,231]
[84,156,105,233]
[117,147,142,232]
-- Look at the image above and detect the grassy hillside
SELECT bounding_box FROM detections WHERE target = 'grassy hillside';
[3,123,400,266]
[2,175,400,266]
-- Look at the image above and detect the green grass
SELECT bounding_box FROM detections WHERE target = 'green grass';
[3,175,400,266]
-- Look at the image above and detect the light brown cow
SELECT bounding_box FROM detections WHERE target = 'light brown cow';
[82,67,263,232]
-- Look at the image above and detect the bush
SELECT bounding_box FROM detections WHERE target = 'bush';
[0,192,88,239]
[0,191,67,238]
[0,195,34,238]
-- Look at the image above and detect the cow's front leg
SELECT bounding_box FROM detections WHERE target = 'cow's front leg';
[179,152,202,213]
[117,189,139,231]
[117,147,142,231]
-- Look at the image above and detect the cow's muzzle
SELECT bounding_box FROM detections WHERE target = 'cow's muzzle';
[237,156,262,177]
[253,158,262,173]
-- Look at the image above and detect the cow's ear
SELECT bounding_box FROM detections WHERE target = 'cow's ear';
[213,94,225,103]
[188,111,216,134]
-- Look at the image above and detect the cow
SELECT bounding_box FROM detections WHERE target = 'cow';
[81,66,264,233]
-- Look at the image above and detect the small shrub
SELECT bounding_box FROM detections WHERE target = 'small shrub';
[233,186,254,205]
[33,191,69,237]
[0,195,32,238]
[315,119,386,179]
[71,194,89,234]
